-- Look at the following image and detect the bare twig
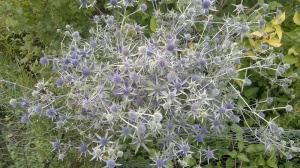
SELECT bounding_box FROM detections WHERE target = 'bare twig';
[215,0,228,15]
[245,3,259,15]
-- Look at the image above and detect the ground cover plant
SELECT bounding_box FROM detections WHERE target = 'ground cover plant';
[1,0,300,167]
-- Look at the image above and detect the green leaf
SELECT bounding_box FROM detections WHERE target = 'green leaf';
[282,55,299,65]
[267,155,278,168]
[284,27,300,41]
[244,87,259,99]
[255,155,265,166]
[246,144,265,153]
[149,148,159,156]
[293,12,300,26]
[228,150,237,158]
[268,1,283,10]
[231,124,245,134]
[150,16,157,32]
[236,134,243,141]
[284,162,294,168]
[5,17,19,27]
[184,155,196,166]
[238,141,244,152]
[288,45,300,55]
[226,158,235,168]
[237,153,250,162]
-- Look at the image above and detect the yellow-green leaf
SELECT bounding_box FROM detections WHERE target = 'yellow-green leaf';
[288,45,300,55]
[266,37,282,47]
[293,12,300,26]
[246,51,258,60]
[271,11,285,25]
[150,16,157,32]
[251,31,263,37]
[274,25,283,40]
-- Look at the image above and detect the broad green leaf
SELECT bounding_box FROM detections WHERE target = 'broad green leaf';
[236,134,243,141]
[228,150,237,158]
[244,87,259,99]
[268,1,283,10]
[150,16,157,32]
[237,153,250,162]
[282,55,299,65]
[184,155,196,166]
[5,17,19,27]
[231,124,244,134]
[246,144,265,153]
[267,155,278,168]
[226,158,235,168]
[255,155,265,166]
[284,27,300,41]
[238,141,244,152]
[288,45,300,55]
[284,162,294,168]
[293,12,300,26]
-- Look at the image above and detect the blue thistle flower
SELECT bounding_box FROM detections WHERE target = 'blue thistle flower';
[110,0,118,6]
[40,56,48,65]
[78,50,87,57]
[204,149,215,159]
[100,137,108,146]
[56,78,64,87]
[177,142,191,157]
[196,134,205,142]
[140,4,147,12]
[82,67,91,77]
[137,123,146,134]
[70,53,78,59]
[46,108,57,119]
[90,39,97,48]
[72,31,80,38]
[155,158,167,168]
[199,59,207,66]
[69,45,76,51]
[146,47,154,56]
[167,71,177,82]
[79,144,87,153]
[34,104,42,113]
[63,58,71,64]
[166,42,176,52]
[51,140,61,151]
[71,59,80,67]
[157,59,167,68]
[226,103,234,110]
[114,30,122,37]
[112,74,123,84]
[267,97,273,104]
[21,115,29,123]
[21,99,30,108]
[261,44,268,50]
[278,67,285,75]
[122,126,131,136]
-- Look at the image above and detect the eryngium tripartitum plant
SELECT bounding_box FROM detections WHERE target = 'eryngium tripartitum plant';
[8,0,299,167]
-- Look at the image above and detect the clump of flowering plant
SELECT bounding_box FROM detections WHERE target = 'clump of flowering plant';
[5,0,299,166]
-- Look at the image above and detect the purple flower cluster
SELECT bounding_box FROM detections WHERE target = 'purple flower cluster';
[10,0,298,167]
